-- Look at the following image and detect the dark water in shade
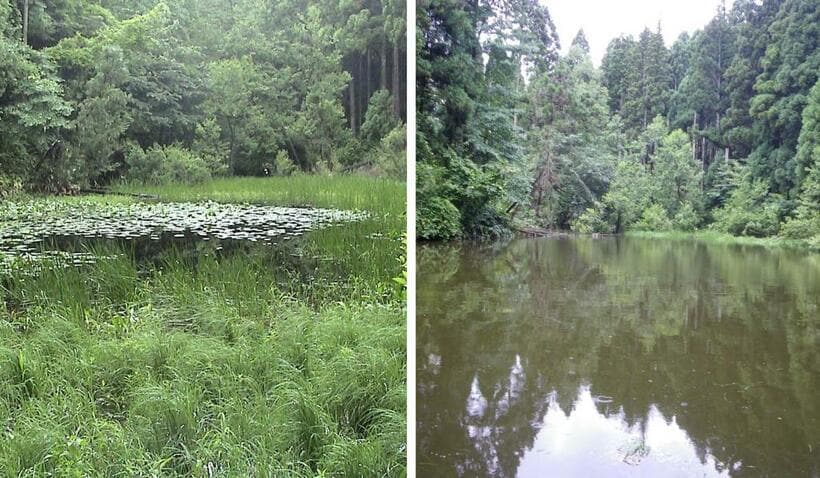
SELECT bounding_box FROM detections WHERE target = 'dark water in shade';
[417,237,820,477]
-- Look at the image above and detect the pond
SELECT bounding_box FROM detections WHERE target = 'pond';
[0,197,365,273]
[417,237,820,477]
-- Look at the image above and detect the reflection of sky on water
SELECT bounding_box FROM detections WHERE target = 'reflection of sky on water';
[518,386,731,477]
[462,356,735,477]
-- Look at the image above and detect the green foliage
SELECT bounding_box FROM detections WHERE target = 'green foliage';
[633,203,673,232]
[3,0,406,190]
[360,89,398,147]
[601,160,652,232]
[417,0,818,241]
[653,127,702,216]
[781,83,820,241]
[525,47,620,228]
[417,163,462,240]
[274,150,297,177]
[713,168,782,237]
[70,85,131,184]
[417,0,558,239]
[601,28,670,134]
[373,124,407,179]
[125,144,211,185]
[673,202,700,231]
[192,117,229,176]
[571,206,610,234]
[0,32,72,188]
[747,0,819,196]
[417,196,461,241]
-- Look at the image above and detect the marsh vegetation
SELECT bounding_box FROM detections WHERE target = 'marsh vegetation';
[0,177,406,476]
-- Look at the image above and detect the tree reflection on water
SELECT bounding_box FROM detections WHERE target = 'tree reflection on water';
[417,237,820,477]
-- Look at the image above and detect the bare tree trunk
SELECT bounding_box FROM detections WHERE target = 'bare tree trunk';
[366,47,372,104]
[361,51,368,120]
[692,111,697,162]
[392,40,401,116]
[22,0,29,45]
[349,74,357,134]
[228,122,236,174]
[380,36,387,90]
[514,56,521,127]
[701,136,706,180]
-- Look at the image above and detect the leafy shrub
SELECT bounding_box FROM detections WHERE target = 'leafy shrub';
[274,150,297,176]
[633,203,672,231]
[162,146,211,184]
[712,176,781,237]
[780,215,820,240]
[373,124,406,179]
[418,162,461,240]
[125,144,211,185]
[673,202,699,231]
[781,163,820,240]
[193,118,229,176]
[360,90,398,147]
[0,175,22,198]
[417,196,461,240]
[571,206,610,233]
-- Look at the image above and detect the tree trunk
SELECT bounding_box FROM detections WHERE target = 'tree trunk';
[360,51,367,122]
[228,121,236,174]
[392,40,401,116]
[22,0,29,45]
[349,58,357,134]
[380,36,387,90]
[692,111,697,162]
[366,47,372,104]
[531,150,555,218]
[701,136,706,181]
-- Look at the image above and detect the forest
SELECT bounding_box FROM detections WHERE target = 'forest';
[417,0,819,247]
[1,0,406,193]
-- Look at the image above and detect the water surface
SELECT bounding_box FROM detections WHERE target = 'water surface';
[0,197,364,272]
[417,237,820,477]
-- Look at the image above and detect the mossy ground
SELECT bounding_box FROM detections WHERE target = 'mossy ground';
[1,176,406,477]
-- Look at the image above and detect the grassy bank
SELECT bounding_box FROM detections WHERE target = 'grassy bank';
[116,176,404,216]
[1,176,406,476]
[626,230,818,251]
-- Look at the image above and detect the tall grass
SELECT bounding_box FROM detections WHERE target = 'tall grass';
[115,176,405,216]
[118,175,407,302]
[1,175,407,476]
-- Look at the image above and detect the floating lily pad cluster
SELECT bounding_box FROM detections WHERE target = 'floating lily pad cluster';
[0,197,366,272]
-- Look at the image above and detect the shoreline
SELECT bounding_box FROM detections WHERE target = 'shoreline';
[419,228,818,252]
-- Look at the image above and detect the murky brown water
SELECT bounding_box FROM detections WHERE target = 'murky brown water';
[417,237,820,477]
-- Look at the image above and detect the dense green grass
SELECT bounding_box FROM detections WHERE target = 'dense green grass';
[625,230,818,251]
[1,176,407,477]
